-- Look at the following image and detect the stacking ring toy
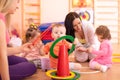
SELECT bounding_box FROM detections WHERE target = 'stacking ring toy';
[46,70,80,80]
[50,35,75,58]
[69,71,80,80]
[46,70,75,79]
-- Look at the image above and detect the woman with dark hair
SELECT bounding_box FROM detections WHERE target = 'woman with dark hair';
[64,12,100,62]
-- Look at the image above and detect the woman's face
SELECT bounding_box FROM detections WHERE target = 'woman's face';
[8,0,19,14]
[73,18,82,32]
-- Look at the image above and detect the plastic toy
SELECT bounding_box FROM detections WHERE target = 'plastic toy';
[32,25,52,45]
[46,35,80,80]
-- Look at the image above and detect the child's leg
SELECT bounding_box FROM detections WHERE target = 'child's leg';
[69,62,82,70]
[89,60,108,72]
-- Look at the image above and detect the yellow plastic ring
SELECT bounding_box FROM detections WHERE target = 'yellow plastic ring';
[46,70,75,79]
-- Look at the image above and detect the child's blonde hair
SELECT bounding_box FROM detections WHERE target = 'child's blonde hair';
[25,27,41,42]
[51,23,65,30]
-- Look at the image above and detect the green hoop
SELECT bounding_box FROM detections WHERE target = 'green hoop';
[50,35,75,58]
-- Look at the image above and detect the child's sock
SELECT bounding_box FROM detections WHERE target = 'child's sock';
[69,62,75,70]
[100,65,108,72]
[69,62,82,70]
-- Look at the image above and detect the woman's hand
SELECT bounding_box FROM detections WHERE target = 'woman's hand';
[20,42,34,53]
[75,46,87,52]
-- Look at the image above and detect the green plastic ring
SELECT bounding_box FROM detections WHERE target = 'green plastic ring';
[50,35,75,58]
[68,71,80,80]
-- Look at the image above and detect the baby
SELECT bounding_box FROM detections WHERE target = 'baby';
[43,23,82,70]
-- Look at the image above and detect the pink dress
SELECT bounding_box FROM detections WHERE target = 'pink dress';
[90,40,112,67]
[20,47,41,61]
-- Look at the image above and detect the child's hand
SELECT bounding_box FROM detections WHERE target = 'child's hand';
[87,47,93,53]
[73,38,79,45]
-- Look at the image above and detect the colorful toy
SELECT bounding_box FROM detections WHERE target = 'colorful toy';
[79,11,90,21]
[46,35,80,80]
[32,25,52,45]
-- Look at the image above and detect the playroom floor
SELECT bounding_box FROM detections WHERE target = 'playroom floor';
[23,43,120,80]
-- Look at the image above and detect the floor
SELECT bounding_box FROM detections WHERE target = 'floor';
[23,43,120,80]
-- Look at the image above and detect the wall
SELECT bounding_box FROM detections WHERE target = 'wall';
[118,0,120,44]
[11,1,22,38]
[40,0,69,23]
[94,0,118,43]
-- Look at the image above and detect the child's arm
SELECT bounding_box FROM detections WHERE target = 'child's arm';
[35,41,46,56]
[67,38,79,49]
[39,45,46,56]
[39,42,51,56]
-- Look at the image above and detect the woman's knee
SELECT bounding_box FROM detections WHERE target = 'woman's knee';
[8,56,28,65]
[9,62,37,80]
[21,62,37,74]
[75,52,88,62]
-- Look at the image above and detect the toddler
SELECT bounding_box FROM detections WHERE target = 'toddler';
[87,25,112,72]
[20,27,45,68]
[43,23,82,70]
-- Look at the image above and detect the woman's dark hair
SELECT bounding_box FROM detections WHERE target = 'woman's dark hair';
[25,27,40,42]
[64,12,81,38]
[95,25,111,40]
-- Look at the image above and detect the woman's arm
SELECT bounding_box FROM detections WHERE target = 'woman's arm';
[85,21,100,50]
[7,43,34,56]
[0,20,10,80]
[7,47,22,55]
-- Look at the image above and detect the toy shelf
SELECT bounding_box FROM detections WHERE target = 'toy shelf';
[21,0,40,38]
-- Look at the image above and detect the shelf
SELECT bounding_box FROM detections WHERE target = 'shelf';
[25,12,40,16]
[25,3,40,6]
[21,0,41,38]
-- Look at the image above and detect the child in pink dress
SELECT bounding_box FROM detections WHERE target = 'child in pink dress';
[20,27,45,68]
[87,25,112,72]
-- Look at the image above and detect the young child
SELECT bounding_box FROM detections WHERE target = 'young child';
[20,27,45,68]
[87,25,112,72]
[43,23,82,70]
